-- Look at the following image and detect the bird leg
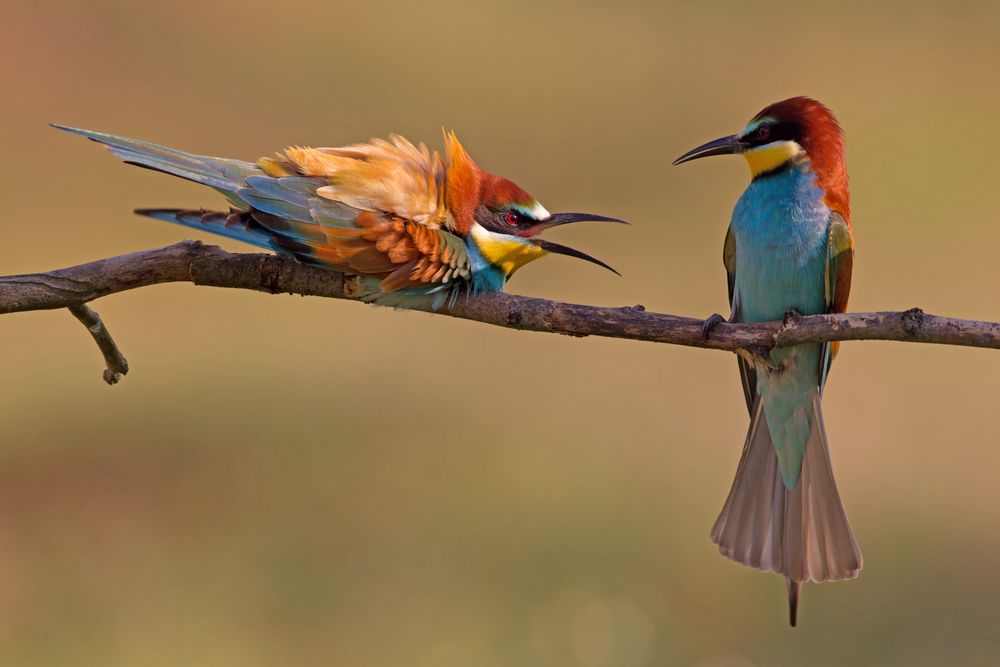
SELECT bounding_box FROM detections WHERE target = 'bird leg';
[701,313,727,339]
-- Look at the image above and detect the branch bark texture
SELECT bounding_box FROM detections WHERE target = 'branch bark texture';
[1,241,997,382]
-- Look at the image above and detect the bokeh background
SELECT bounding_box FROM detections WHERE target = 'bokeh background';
[2,1,999,665]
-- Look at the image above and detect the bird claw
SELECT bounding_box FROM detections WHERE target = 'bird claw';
[702,313,727,339]
[783,308,802,328]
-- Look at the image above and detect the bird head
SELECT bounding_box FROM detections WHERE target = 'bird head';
[444,131,624,278]
[672,96,849,219]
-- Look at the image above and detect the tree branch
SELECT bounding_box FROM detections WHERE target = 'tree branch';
[67,304,129,384]
[1,241,996,382]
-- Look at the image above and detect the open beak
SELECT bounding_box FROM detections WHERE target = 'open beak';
[533,238,620,275]
[672,134,745,165]
[521,212,625,276]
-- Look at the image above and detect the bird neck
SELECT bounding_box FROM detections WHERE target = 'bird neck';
[744,143,850,224]
[467,224,544,283]
[736,161,830,239]
[803,143,850,225]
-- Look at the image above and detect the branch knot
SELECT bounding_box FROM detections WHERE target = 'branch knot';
[902,307,926,336]
[259,255,284,293]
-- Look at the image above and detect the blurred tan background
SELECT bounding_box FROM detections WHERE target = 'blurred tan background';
[2,0,999,665]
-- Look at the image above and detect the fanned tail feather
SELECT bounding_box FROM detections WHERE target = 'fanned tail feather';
[711,392,861,625]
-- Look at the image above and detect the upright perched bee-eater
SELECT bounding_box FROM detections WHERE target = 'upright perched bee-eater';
[54,126,623,307]
[674,97,860,625]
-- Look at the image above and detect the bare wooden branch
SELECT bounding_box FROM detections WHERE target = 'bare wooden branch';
[0,241,996,382]
[67,304,129,384]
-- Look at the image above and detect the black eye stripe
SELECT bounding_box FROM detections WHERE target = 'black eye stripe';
[743,121,801,147]
[474,205,540,233]
[500,208,536,229]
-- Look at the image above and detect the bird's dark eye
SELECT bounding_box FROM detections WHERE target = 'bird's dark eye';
[504,211,519,226]
[756,125,771,141]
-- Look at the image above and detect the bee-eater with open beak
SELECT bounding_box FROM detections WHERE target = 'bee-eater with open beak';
[674,97,860,625]
[54,126,624,308]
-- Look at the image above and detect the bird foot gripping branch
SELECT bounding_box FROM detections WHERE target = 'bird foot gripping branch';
[701,312,727,339]
[782,308,803,328]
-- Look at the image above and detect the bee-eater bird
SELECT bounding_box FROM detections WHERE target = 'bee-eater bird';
[673,97,860,626]
[54,126,624,308]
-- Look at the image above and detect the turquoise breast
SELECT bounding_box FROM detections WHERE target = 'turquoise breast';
[730,161,830,324]
[730,160,832,488]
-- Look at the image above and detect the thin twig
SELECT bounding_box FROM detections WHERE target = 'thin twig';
[67,304,129,384]
[1,241,996,382]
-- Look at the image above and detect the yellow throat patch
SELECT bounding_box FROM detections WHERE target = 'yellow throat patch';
[743,140,804,178]
[470,224,545,277]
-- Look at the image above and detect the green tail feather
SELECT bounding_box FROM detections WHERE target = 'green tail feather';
[51,124,259,200]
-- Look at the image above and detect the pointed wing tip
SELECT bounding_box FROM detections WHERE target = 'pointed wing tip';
[50,123,105,143]
[50,122,83,135]
[133,208,181,222]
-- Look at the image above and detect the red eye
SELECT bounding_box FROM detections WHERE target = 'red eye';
[504,212,519,226]
[756,125,771,141]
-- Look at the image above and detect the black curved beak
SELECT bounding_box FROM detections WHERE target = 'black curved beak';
[534,239,620,276]
[543,212,628,226]
[521,212,629,237]
[672,134,745,165]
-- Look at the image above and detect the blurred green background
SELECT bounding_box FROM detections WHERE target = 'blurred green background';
[2,0,1000,665]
